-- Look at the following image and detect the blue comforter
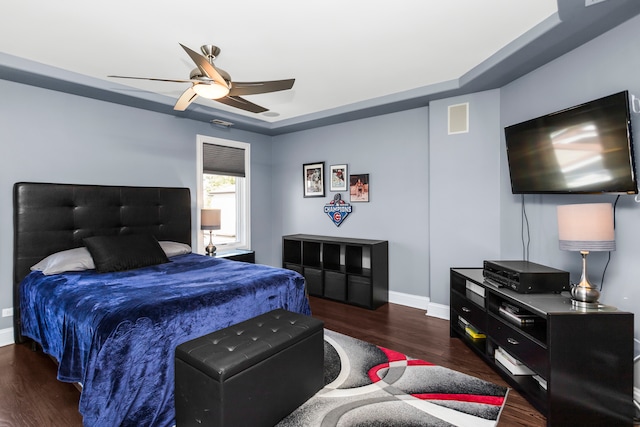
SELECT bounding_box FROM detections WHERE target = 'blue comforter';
[20,253,310,426]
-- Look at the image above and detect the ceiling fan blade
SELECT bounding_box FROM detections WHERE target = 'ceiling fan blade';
[228,78,295,96]
[179,43,227,87]
[174,87,198,111]
[215,96,268,114]
[108,75,193,84]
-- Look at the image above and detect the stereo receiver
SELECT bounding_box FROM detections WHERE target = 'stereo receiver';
[483,260,569,294]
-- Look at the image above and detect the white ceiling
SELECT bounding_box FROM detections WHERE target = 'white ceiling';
[0,0,558,123]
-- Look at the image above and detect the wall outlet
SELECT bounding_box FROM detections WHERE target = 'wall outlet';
[2,307,13,317]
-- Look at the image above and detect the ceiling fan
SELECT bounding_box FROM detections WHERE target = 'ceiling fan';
[108,43,295,114]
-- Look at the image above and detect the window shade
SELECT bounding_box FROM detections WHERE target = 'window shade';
[203,143,245,177]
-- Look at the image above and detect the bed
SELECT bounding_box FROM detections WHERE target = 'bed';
[13,182,311,427]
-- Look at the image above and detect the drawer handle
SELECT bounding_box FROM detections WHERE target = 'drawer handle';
[462,307,471,313]
[507,337,519,345]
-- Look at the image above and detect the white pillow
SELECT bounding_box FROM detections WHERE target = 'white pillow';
[30,241,192,276]
[31,247,95,276]
[159,241,192,257]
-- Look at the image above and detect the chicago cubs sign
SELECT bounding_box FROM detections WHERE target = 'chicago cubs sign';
[324,193,352,226]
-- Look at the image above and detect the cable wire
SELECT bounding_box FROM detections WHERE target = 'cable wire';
[600,195,620,291]
[521,195,531,261]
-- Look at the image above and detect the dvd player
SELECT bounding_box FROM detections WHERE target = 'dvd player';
[483,260,569,294]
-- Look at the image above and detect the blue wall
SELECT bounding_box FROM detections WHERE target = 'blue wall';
[271,108,430,305]
[0,79,274,331]
[500,14,640,339]
[428,90,502,306]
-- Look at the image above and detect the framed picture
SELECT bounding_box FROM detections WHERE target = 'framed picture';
[303,162,325,197]
[350,173,369,202]
[330,164,348,191]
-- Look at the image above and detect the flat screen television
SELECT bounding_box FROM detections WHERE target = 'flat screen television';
[505,91,637,194]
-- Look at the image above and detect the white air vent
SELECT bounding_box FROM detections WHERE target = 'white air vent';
[448,102,469,134]
[210,119,234,127]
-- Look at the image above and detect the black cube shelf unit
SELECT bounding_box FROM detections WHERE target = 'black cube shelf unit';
[282,234,388,309]
[450,268,634,427]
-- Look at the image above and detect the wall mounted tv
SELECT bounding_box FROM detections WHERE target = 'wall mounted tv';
[505,91,637,194]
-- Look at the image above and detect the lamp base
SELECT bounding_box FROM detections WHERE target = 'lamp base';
[570,251,600,308]
[205,230,216,256]
[571,298,600,309]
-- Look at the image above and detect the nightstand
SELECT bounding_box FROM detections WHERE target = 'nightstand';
[213,249,255,263]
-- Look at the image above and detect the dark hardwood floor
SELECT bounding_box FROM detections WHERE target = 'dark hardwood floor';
[0,340,82,426]
[0,297,546,426]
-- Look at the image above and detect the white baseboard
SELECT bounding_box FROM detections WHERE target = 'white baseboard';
[387,291,450,320]
[0,327,14,347]
[425,302,450,320]
[388,291,429,310]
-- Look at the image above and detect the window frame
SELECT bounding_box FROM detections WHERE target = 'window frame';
[196,135,251,254]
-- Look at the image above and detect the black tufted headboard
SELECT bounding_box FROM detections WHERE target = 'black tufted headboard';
[13,182,192,343]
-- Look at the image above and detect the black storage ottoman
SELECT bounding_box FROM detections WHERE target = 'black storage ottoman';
[174,309,324,427]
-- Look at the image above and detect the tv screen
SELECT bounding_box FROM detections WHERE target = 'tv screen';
[505,91,637,194]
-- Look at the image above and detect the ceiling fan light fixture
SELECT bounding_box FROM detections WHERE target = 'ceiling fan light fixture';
[109,43,294,113]
[193,82,229,99]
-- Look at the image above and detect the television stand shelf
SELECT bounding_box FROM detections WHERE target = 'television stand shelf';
[282,234,388,309]
[450,268,634,427]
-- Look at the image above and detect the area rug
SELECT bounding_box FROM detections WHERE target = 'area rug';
[277,329,508,427]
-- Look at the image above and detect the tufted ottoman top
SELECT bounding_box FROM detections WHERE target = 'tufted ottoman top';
[175,309,323,382]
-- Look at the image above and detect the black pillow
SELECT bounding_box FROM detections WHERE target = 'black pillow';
[84,234,169,273]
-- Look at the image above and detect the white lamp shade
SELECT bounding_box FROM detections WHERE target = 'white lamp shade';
[557,203,615,251]
[201,209,221,230]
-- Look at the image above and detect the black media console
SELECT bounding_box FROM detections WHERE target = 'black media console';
[450,268,634,427]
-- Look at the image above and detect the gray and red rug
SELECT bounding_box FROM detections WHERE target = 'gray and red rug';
[277,329,508,427]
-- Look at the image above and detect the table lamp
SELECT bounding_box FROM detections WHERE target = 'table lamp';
[557,203,615,308]
[201,209,221,255]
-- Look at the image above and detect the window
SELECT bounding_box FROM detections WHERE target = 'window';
[197,135,251,253]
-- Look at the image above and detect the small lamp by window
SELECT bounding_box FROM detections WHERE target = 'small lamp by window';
[201,209,221,255]
[557,203,615,308]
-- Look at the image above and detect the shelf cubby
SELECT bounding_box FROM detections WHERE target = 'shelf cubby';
[283,239,302,265]
[302,241,321,267]
[322,243,342,271]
